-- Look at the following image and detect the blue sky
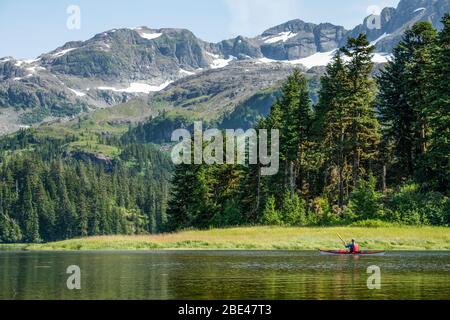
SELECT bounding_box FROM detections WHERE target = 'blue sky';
[0,0,400,59]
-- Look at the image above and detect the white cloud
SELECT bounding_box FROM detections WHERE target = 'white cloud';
[224,0,302,37]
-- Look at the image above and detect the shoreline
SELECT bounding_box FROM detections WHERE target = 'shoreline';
[1,226,449,251]
[2,248,450,253]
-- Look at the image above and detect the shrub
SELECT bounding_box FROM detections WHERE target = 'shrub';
[281,192,306,226]
[385,184,449,225]
[350,219,397,228]
[210,201,242,227]
[0,214,23,243]
[307,197,342,226]
[346,174,384,221]
[309,197,325,225]
[262,196,282,226]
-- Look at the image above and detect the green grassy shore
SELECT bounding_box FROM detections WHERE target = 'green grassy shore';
[1,226,449,251]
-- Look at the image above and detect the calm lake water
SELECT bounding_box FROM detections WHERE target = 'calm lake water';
[0,251,449,300]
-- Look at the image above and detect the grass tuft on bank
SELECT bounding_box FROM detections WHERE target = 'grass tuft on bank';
[1,226,449,251]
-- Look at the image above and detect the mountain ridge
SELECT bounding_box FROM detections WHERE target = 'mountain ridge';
[0,0,448,134]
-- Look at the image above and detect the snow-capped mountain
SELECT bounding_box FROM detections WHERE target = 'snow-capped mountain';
[346,0,449,52]
[0,0,448,134]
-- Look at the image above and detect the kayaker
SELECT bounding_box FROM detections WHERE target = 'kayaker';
[345,239,359,253]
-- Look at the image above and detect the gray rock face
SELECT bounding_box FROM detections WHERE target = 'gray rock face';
[41,27,211,82]
[217,36,262,59]
[257,20,347,60]
[256,0,449,58]
[315,23,348,52]
[345,0,450,52]
[387,0,448,31]
[343,7,397,47]
[0,58,88,123]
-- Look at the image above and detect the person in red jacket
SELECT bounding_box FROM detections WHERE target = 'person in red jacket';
[345,239,359,253]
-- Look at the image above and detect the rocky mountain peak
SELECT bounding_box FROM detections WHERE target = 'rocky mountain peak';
[347,0,450,52]
[261,19,317,36]
[258,19,347,60]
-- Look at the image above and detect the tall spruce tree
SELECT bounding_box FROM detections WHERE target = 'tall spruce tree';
[341,34,380,187]
[404,23,438,157]
[377,22,438,185]
[167,163,210,230]
[34,181,54,241]
[22,177,40,243]
[377,36,417,181]
[317,52,352,208]
[426,14,450,192]
[278,70,313,198]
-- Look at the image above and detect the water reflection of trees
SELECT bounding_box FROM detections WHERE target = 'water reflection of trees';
[0,252,448,300]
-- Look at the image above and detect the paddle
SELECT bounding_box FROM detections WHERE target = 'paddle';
[337,233,347,246]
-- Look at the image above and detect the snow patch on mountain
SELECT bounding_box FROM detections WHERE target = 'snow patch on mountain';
[257,51,336,68]
[53,48,77,58]
[139,32,163,40]
[97,81,173,94]
[179,69,195,76]
[257,50,392,69]
[26,66,37,73]
[263,32,297,44]
[371,33,390,45]
[206,52,238,68]
[68,88,86,97]
[413,7,426,13]
[205,52,220,59]
[289,51,337,68]
[14,58,40,67]
[25,66,45,74]
[210,56,236,69]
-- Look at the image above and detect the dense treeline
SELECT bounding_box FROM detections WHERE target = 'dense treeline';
[0,131,172,243]
[121,113,194,145]
[167,17,450,230]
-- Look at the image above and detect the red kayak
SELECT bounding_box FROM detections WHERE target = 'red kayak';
[319,249,385,256]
